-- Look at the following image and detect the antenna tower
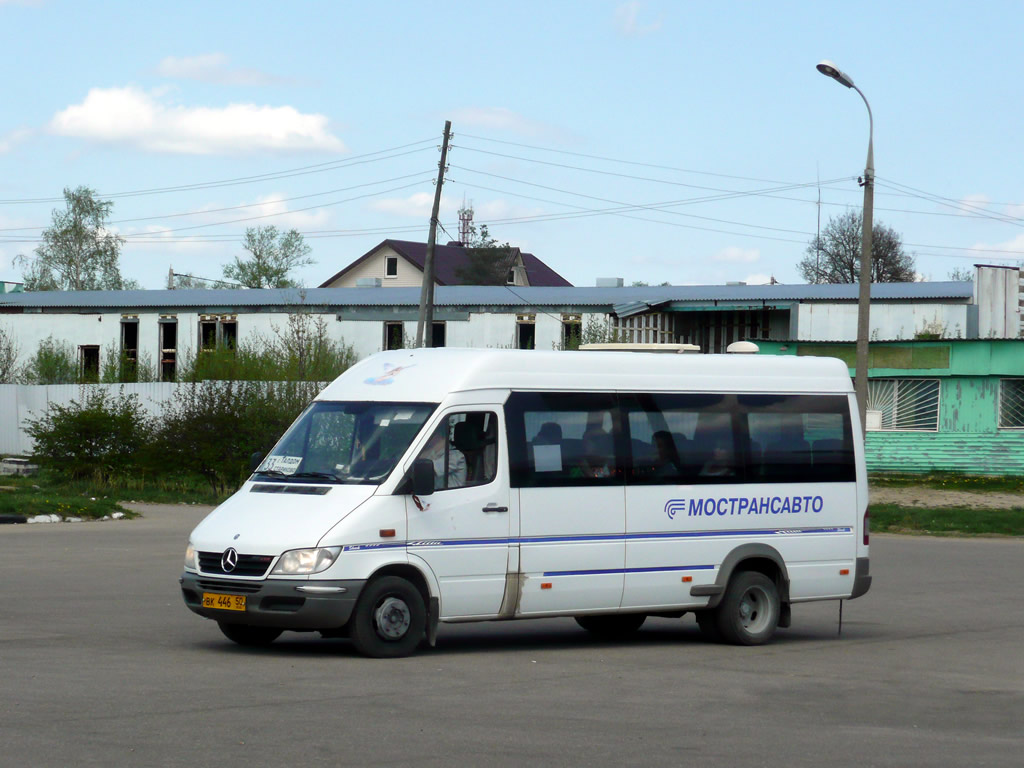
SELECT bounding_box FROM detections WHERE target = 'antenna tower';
[458,199,474,244]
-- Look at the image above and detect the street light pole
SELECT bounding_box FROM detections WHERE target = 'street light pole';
[817,60,874,434]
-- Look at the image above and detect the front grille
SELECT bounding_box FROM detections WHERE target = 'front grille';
[197,578,264,594]
[198,551,274,577]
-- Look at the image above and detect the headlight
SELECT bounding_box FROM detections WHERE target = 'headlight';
[184,542,197,570]
[271,546,341,575]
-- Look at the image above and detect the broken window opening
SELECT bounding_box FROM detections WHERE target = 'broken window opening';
[159,319,177,382]
[80,345,100,383]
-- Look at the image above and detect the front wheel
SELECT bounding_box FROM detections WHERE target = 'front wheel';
[218,622,282,647]
[349,576,426,658]
[575,613,647,639]
[714,571,780,646]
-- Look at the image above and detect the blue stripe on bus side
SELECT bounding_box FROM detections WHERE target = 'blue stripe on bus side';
[347,526,852,551]
[542,564,716,577]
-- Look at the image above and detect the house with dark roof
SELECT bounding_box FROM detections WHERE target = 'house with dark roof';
[318,239,572,289]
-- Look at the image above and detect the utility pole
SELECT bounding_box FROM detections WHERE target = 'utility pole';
[415,120,452,348]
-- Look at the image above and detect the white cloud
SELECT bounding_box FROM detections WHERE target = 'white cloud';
[953,193,990,216]
[614,2,663,37]
[370,193,459,218]
[156,53,291,86]
[713,246,760,263]
[0,127,30,153]
[965,232,1024,264]
[48,86,345,154]
[448,107,557,138]
[1005,202,1024,219]
[743,273,774,285]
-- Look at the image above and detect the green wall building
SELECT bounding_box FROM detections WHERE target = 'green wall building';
[757,339,1024,475]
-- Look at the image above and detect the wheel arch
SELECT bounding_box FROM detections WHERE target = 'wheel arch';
[707,544,790,609]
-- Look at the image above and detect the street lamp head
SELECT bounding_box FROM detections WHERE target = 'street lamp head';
[816,59,855,89]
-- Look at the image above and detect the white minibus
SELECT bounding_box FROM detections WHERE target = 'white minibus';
[181,348,870,657]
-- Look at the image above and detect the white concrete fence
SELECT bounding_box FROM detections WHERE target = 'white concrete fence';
[0,382,325,457]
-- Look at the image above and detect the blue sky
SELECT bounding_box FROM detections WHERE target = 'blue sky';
[2,0,1023,289]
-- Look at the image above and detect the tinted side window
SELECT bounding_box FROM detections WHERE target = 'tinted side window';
[624,393,854,485]
[741,394,854,483]
[506,392,621,487]
[625,394,742,485]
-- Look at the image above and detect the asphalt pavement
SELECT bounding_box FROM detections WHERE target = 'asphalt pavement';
[1,503,1021,767]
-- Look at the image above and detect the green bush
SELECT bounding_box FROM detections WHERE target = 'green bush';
[22,335,80,384]
[25,388,153,481]
[177,312,357,383]
[154,380,319,495]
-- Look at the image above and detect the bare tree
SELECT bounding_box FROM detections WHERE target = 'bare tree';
[800,210,916,284]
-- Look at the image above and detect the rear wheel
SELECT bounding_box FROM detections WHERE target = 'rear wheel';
[714,571,780,646]
[349,576,426,658]
[575,613,647,639]
[218,623,282,647]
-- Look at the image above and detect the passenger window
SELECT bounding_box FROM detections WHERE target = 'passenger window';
[743,395,854,483]
[506,393,620,487]
[416,412,498,491]
[625,394,738,485]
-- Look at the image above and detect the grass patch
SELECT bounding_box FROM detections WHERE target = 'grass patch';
[0,469,224,521]
[870,472,1024,493]
[870,503,1024,536]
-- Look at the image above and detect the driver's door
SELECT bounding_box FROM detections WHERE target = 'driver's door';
[405,409,511,619]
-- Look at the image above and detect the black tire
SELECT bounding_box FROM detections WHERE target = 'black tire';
[349,576,426,658]
[218,622,282,647]
[714,571,780,646]
[574,613,647,639]
[695,610,723,642]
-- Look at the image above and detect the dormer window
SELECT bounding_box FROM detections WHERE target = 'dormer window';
[385,256,398,278]
[506,269,515,285]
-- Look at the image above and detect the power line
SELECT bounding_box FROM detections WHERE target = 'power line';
[0,139,437,205]
[0,171,436,233]
[451,164,833,235]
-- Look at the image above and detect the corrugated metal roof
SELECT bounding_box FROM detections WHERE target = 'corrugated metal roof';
[0,281,974,311]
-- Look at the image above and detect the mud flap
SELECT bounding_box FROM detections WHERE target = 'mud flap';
[778,603,791,629]
[426,596,439,647]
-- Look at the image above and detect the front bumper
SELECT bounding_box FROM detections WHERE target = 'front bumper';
[180,571,364,630]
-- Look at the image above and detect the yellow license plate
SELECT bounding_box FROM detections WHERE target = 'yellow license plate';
[202,592,246,611]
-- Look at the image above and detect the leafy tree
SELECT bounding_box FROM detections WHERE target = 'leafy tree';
[222,226,314,288]
[16,186,136,291]
[0,324,19,383]
[799,210,916,284]
[948,266,973,281]
[454,215,514,285]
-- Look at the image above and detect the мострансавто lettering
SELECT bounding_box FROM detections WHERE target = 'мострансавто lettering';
[664,496,824,520]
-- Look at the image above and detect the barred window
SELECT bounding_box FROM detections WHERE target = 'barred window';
[866,379,940,431]
[998,379,1024,429]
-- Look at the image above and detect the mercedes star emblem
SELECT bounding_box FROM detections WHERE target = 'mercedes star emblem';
[221,547,239,573]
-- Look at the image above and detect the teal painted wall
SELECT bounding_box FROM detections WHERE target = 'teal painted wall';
[864,376,1024,474]
[866,432,1024,475]
[757,341,1024,474]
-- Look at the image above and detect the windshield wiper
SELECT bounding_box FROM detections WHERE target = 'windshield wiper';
[254,469,288,477]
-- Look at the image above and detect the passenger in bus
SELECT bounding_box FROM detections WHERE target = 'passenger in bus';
[652,430,682,478]
[422,427,467,489]
[700,438,735,478]
[571,430,612,478]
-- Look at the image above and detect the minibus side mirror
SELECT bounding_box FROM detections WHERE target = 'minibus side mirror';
[411,459,435,497]
[249,451,264,473]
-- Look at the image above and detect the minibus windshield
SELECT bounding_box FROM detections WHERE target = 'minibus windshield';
[254,401,436,485]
